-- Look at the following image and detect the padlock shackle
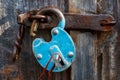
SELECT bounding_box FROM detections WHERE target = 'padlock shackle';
[38,7,65,29]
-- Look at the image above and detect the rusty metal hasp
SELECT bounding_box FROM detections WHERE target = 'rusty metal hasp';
[32,7,76,72]
[17,10,116,31]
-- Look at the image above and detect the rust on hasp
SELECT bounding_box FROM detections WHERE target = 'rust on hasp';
[64,13,116,31]
[17,10,116,31]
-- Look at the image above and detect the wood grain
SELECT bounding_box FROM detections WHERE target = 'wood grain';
[69,0,97,14]
[69,0,118,80]
[70,31,95,80]
[0,0,69,80]
[0,0,119,80]
[69,0,97,80]
[114,0,120,80]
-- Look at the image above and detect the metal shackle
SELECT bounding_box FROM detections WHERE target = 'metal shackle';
[30,7,65,37]
[38,7,65,29]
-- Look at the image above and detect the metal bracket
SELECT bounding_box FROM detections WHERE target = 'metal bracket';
[17,9,116,31]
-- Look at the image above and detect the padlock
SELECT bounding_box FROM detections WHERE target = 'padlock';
[32,7,76,72]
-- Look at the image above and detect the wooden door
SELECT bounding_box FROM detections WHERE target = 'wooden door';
[0,0,119,80]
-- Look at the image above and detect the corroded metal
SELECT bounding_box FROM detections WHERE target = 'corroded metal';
[64,13,116,31]
[13,9,116,62]
[12,25,25,62]
[30,7,65,37]
[12,7,116,80]
[12,10,49,61]
[17,11,116,31]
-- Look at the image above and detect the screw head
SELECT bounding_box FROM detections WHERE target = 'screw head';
[53,29,59,35]
[68,52,74,58]
[36,54,42,59]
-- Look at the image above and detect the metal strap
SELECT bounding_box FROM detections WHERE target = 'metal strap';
[38,55,55,80]
[12,25,25,62]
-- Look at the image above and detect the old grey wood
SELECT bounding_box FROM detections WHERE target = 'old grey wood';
[70,31,95,80]
[69,0,96,80]
[0,0,119,80]
[114,0,120,80]
[0,0,69,80]
[69,0,118,80]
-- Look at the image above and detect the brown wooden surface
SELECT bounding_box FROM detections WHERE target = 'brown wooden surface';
[0,0,119,80]
[115,0,120,80]
[69,0,118,80]
[69,0,96,80]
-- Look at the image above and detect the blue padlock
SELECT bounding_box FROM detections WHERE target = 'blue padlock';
[32,7,76,72]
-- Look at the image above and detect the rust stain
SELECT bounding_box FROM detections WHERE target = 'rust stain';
[17,9,116,31]
[102,26,113,31]
[83,16,91,27]
[0,65,17,74]
[0,65,20,80]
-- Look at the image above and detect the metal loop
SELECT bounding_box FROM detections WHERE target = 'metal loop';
[38,7,65,29]
[30,7,65,37]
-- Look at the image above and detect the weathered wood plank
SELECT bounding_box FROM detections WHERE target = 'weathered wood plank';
[69,0,97,14]
[0,0,119,80]
[97,32,112,80]
[98,0,118,80]
[0,0,19,80]
[69,0,118,80]
[114,0,120,80]
[70,31,95,80]
[96,31,117,80]
[96,0,118,80]
[109,31,118,80]
[97,0,114,14]
[69,0,97,80]
[0,0,70,80]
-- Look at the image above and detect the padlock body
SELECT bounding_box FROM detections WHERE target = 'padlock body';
[32,27,76,72]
